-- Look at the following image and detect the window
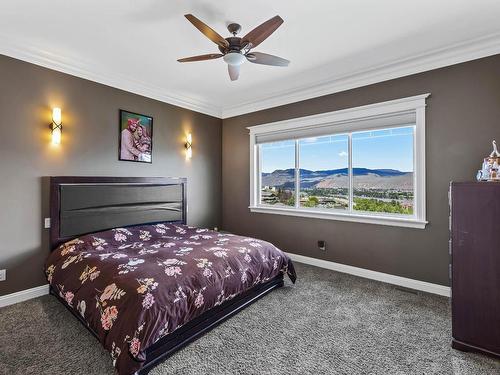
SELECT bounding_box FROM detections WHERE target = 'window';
[352,127,414,216]
[249,94,429,228]
[299,135,349,210]
[260,140,295,207]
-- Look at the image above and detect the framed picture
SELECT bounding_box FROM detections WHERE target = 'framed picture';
[119,110,153,163]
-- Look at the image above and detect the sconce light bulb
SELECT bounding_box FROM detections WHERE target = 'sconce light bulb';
[52,126,62,145]
[51,107,62,145]
[185,133,193,159]
[52,108,62,125]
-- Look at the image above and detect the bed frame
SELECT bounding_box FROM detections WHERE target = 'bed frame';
[49,176,284,374]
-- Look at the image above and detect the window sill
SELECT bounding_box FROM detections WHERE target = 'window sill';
[248,205,428,229]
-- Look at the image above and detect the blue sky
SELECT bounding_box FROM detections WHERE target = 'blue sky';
[261,126,414,173]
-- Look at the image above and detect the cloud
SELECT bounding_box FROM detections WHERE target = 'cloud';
[338,151,348,157]
[303,137,318,143]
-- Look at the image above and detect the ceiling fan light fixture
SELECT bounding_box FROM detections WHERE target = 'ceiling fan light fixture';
[223,52,246,66]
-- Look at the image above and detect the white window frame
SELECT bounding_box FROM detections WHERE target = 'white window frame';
[248,94,430,229]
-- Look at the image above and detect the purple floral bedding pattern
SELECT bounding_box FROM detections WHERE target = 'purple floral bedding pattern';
[44,223,296,375]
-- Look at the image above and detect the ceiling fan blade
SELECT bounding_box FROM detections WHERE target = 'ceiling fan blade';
[246,52,289,67]
[242,15,284,49]
[184,14,229,49]
[177,53,223,62]
[228,65,240,81]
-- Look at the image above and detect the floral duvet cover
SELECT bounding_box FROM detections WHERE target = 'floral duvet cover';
[45,223,296,374]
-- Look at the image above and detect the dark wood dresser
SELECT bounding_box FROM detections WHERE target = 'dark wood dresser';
[450,182,500,358]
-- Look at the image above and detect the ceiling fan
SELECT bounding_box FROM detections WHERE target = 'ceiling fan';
[178,14,290,81]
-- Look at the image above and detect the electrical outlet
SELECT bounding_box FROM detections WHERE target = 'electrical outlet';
[44,218,51,229]
[0,269,6,282]
[318,240,326,251]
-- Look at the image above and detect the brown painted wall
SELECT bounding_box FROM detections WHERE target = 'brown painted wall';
[0,55,222,296]
[222,54,500,286]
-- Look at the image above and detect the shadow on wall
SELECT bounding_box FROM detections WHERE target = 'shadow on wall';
[41,176,50,251]
[0,247,48,296]
[0,177,51,296]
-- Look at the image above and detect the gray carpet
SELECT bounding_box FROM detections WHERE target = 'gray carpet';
[0,262,499,375]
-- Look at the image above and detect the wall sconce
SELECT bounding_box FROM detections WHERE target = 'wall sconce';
[50,108,62,145]
[185,133,192,159]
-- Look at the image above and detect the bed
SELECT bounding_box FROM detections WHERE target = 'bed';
[45,177,296,375]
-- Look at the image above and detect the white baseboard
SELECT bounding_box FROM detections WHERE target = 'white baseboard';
[0,284,49,308]
[287,253,450,297]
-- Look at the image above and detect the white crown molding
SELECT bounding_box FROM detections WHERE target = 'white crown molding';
[1,32,499,120]
[221,32,500,119]
[287,253,450,297]
[0,284,49,308]
[0,35,222,118]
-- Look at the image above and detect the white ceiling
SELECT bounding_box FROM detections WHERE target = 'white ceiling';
[1,0,500,118]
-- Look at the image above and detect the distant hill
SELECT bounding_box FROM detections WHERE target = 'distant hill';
[262,168,413,191]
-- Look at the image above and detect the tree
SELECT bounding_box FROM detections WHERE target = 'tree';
[353,198,413,215]
[303,196,319,207]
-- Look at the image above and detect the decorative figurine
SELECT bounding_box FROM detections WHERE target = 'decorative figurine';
[490,140,500,158]
[478,140,500,182]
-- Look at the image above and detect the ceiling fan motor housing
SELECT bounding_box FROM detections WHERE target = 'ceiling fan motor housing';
[219,37,243,53]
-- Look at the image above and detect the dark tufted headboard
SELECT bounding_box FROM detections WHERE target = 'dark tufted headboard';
[49,176,187,249]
